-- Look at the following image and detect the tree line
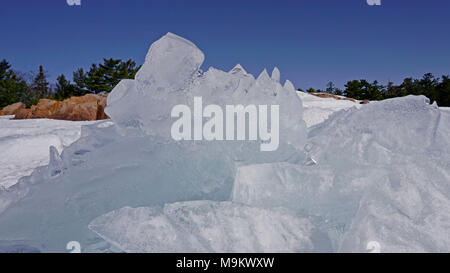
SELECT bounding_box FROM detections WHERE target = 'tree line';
[300,73,450,106]
[1,58,449,108]
[0,58,140,108]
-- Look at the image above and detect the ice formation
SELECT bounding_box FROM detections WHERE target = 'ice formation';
[105,32,306,150]
[0,33,307,252]
[88,201,317,253]
[0,33,448,253]
[233,96,450,252]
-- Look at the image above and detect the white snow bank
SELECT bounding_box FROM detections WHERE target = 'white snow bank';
[297,92,362,127]
[0,118,101,189]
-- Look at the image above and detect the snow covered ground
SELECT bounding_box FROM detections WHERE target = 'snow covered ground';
[0,116,100,189]
[298,92,362,127]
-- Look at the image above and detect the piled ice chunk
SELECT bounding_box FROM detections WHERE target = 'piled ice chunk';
[89,201,316,253]
[106,33,205,137]
[0,33,308,252]
[340,161,450,252]
[307,95,447,161]
[232,96,450,252]
[105,32,306,149]
[0,33,448,253]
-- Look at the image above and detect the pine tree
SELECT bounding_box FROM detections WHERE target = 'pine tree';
[344,80,363,99]
[325,81,335,94]
[55,74,77,100]
[31,65,49,103]
[437,75,450,107]
[73,58,140,94]
[419,73,438,103]
[0,59,29,108]
[334,88,343,96]
[386,81,396,98]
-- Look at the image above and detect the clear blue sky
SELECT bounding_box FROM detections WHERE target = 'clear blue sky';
[1,0,449,90]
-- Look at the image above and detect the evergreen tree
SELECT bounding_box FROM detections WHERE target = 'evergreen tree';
[55,74,77,100]
[368,80,384,100]
[436,75,450,107]
[334,88,343,96]
[73,58,140,94]
[419,73,438,103]
[386,81,397,98]
[399,77,421,96]
[30,65,49,103]
[325,81,343,96]
[344,80,363,99]
[72,68,88,96]
[325,81,335,94]
[0,59,29,108]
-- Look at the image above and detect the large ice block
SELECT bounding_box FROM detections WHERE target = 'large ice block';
[88,201,316,253]
[105,32,307,150]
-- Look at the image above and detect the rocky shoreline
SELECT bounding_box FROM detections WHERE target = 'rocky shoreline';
[0,94,109,121]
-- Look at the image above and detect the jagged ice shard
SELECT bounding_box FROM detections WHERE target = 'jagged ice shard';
[105,32,306,150]
[0,33,448,253]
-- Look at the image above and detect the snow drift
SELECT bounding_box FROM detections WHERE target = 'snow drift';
[0,117,100,189]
